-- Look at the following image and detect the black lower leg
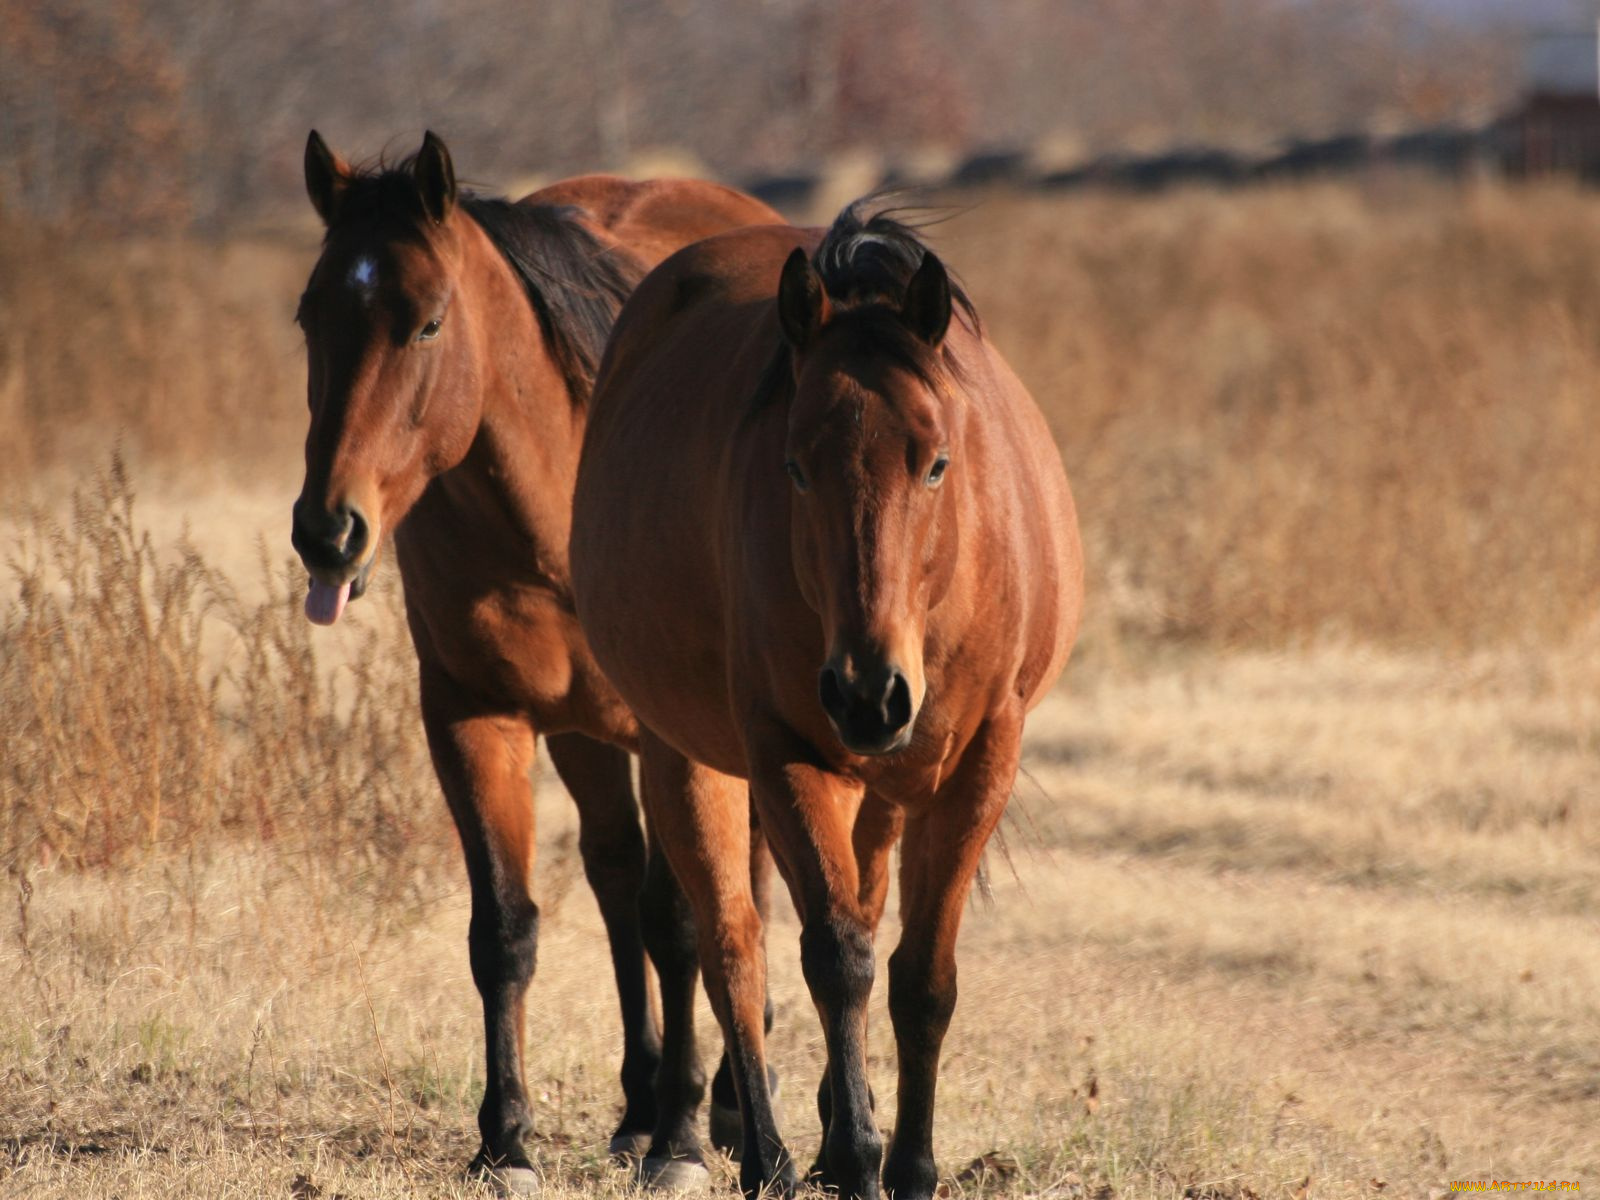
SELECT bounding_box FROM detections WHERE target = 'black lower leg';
[584,841,659,1140]
[801,918,882,1200]
[469,894,540,1167]
[713,816,778,1148]
[548,733,659,1142]
[881,948,955,1200]
[713,990,774,1108]
[639,846,706,1162]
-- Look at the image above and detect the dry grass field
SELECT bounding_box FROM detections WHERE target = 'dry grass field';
[3,180,1598,1197]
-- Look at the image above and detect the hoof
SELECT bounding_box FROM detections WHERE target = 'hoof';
[708,1066,782,1162]
[609,1129,653,1162]
[638,1155,712,1192]
[708,1101,742,1160]
[468,1161,542,1197]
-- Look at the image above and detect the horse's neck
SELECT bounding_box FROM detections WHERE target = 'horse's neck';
[426,341,583,588]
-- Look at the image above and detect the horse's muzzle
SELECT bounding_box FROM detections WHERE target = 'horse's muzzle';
[291,499,375,624]
[819,658,916,756]
[291,498,371,578]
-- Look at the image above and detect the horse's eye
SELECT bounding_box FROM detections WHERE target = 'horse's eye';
[785,459,809,493]
[418,318,443,342]
[926,456,949,487]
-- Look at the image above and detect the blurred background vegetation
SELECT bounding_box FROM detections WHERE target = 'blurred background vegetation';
[0,0,1545,233]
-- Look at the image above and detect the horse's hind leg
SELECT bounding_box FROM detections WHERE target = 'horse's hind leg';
[710,821,778,1159]
[420,667,542,1195]
[636,813,709,1187]
[882,712,1019,1200]
[545,732,659,1158]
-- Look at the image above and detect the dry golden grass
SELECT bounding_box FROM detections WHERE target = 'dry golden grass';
[1,459,446,873]
[941,179,1600,648]
[4,181,1598,1196]
[3,645,1595,1197]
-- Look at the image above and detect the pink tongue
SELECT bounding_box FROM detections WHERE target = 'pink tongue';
[305,579,352,626]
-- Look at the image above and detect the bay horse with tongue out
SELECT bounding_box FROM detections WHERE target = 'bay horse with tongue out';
[570,205,1083,1199]
[289,130,781,1194]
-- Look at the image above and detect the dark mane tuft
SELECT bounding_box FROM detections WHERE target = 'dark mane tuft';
[461,196,643,404]
[326,153,642,404]
[811,199,979,332]
[323,149,433,227]
[750,200,979,413]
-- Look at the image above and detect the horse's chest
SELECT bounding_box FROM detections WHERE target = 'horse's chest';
[413,585,580,716]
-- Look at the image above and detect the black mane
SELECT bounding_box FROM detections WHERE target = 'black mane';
[752,200,979,412]
[327,153,641,404]
[811,200,979,332]
[461,195,643,404]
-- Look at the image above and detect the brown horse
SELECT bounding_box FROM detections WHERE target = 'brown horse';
[289,130,781,1194]
[571,204,1083,1199]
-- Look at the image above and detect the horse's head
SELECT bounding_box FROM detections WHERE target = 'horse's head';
[291,130,485,625]
[777,237,966,757]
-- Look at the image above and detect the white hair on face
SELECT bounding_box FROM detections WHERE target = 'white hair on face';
[347,255,377,292]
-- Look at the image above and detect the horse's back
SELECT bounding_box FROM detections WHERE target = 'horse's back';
[586,223,816,440]
[526,175,784,269]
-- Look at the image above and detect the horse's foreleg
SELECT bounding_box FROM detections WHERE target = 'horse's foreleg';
[747,737,882,1200]
[856,795,905,933]
[639,730,794,1198]
[420,667,541,1193]
[882,711,1020,1200]
[710,816,779,1160]
[812,794,902,1174]
[545,731,659,1157]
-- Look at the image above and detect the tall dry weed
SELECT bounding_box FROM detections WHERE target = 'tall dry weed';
[1,456,445,872]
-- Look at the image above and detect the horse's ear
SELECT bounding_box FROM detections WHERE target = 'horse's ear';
[778,247,831,351]
[304,130,350,226]
[902,250,952,347]
[415,130,457,224]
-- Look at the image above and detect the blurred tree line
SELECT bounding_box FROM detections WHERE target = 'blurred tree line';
[0,0,1511,233]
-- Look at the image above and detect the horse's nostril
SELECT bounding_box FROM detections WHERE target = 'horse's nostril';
[882,671,912,733]
[342,504,369,560]
[819,665,846,719]
[293,500,370,568]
